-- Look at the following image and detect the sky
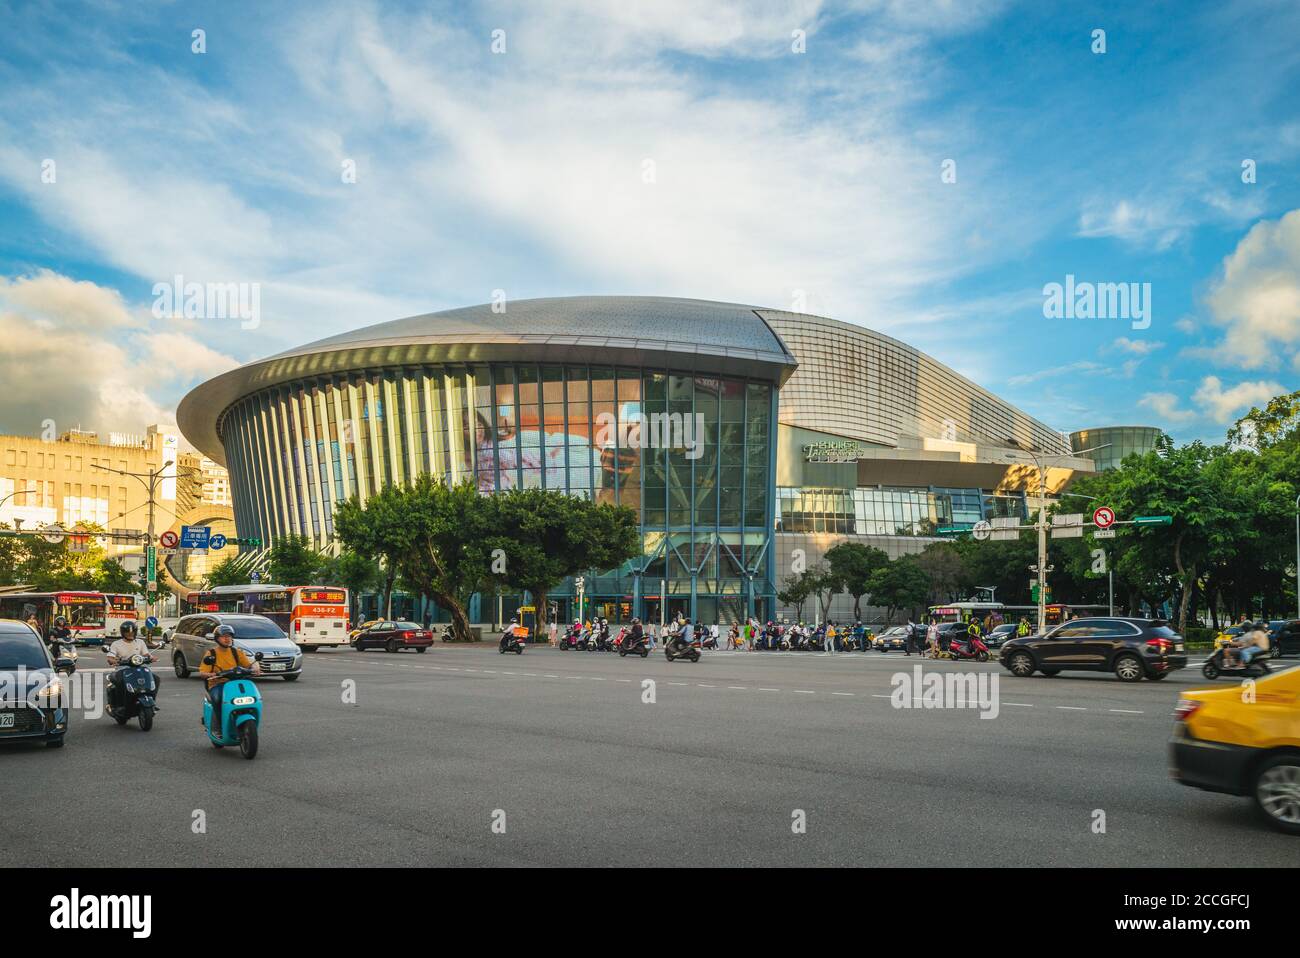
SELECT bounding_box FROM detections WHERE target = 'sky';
[0,0,1297,447]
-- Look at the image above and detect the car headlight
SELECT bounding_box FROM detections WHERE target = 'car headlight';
[35,679,64,702]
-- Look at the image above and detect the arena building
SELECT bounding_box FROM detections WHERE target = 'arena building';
[178,296,1098,625]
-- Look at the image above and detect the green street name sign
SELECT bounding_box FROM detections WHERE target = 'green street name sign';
[1133,515,1173,526]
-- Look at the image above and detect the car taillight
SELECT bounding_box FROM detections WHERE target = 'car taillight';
[1173,698,1202,722]
[1146,637,1173,655]
[402,630,414,640]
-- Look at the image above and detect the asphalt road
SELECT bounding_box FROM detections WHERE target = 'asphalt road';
[4,643,1296,866]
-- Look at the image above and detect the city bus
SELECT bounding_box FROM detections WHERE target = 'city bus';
[183,584,350,650]
[928,602,1005,626]
[105,593,140,637]
[0,591,125,644]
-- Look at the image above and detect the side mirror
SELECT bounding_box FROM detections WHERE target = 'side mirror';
[55,657,76,675]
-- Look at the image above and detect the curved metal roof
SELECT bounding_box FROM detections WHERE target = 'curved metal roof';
[178,296,798,462]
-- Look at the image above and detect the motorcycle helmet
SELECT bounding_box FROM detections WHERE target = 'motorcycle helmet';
[214,624,236,644]
[54,616,67,627]
[119,621,138,638]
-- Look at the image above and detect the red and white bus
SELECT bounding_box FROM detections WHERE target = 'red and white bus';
[0,591,138,644]
[184,584,350,650]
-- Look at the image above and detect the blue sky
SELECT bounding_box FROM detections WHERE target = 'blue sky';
[0,0,1297,445]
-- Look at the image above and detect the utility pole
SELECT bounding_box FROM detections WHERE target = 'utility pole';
[93,459,197,624]
[1294,493,1299,620]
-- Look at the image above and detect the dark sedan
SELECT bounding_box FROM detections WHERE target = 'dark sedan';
[999,617,1186,682]
[1266,619,1300,659]
[0,620,75,748]
[353,621,433,653]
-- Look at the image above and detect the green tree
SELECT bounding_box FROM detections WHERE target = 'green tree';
[336,476,494,642]
[914,541,966,605]
[205,555,251,588]
[484,489,638,638]
[824,541,889,620]
[265,534,326,586]
[776,571,814,622]
[321,549,384,623]
[868,555,929,624]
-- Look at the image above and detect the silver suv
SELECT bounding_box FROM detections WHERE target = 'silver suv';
[169,613,303,682]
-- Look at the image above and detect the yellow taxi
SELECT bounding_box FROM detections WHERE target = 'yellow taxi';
[1213,625,1245,651]
[1170,666,1300,834]
[348,620,379,643]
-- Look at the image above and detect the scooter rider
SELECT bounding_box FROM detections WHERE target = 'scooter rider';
[1228,620,1270,669]
[106,621,158,710]
[500,617,519,652]
[199,625,260,735]
[48,615,74,662]
[673,617,695,655]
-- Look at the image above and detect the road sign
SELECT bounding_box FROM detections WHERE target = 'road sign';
[180,525,211,549]
[159,530,179,549]
[157,548,180,555]
[1051,513,1084,539]
[146,545,157,592]
[40,524,66,544]
[972,520,992,541]
[1093,528,1116,539]
[1093,506,1116,529]
[1134,515,1173,526]
[209,533,227,551]
[250,570,260,583]
[990,516,1021,541]
[145,616,158,630]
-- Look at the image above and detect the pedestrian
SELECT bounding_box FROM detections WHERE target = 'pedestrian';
[824,621,836,655]
[926,617,940,658]
[646,622,657,650]
[904,619,916,656]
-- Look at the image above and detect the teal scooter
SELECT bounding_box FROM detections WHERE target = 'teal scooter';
[201,652,264,759]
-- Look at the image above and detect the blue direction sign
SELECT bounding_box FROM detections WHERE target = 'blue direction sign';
[145,616,158,630]
[209,533,227,551]
[180,525,211,549]
[250,570,261,583]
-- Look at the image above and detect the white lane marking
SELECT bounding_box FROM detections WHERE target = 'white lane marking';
[1056,706,1087,711]
[588,677,605,681]
[544,674,559,678]
[1109,708,1144,714]
[668,682,688,686]
[831,691,854,696]
[615,679,632,683]
[793,690,816,694]
[1003,702,1034,707]
[727,686,748,690]
[698,684,718,688]
[758,688,781,692]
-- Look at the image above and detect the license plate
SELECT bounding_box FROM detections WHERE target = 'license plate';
[0,713,14,728]
[266,662,286,671]
[1175,643,1184,652]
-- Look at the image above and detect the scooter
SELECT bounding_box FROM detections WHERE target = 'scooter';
[201,652,264,759]
[664,635,702,663]
[1201,648,1272,681]
[499,629,524,655]
[105,653,159,731]
[700,630,719,651]
[948,635,991,663]
[617,629,650,659]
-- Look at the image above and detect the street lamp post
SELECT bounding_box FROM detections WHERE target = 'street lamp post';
[1294,493,1299,620]
[0,487,40,511]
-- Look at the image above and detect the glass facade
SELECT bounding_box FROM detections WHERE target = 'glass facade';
[220,364,778,623]
[776,486,1027,535]
[1070,426,1162,471]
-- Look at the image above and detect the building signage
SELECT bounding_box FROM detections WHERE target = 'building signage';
[803,440,869,463]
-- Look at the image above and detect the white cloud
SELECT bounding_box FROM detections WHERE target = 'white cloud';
[1111,337,1165,355]
[0,271,240,437]
[1078,199,1185,250]
[1138,392,1196,424]
[1205,208,1300,369]
[1192,375,1288,424]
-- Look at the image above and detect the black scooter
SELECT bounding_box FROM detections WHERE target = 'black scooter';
[1201,647,1272,680]
[106,653,159,731]
[618,630,650,658]
[499,630,524,655]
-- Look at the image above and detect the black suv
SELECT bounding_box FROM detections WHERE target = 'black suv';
[998,617,1187,682]
[1266,619,1300,659]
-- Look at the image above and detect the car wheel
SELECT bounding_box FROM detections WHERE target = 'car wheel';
[1253,754,1300,835]
[386,639,398,654]
[1114,654,1144,682]
[282,674,300,682]
[173,653,190,679]
[46,736,65,749]
[1007,652,1035,677]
